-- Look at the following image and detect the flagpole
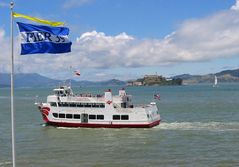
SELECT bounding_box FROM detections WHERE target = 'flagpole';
[10,2,16,167]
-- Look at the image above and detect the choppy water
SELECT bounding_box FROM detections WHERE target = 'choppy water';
[0,83,239,167]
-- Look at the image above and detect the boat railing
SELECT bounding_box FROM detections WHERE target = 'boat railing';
[115,107,132,113]
[74,93,104,98]
[66,94,105,102]
[34,95,43,106]
[134,104,151,108]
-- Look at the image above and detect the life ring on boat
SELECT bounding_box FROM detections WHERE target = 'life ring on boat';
[41,107,50,111]
[41,109,49,116]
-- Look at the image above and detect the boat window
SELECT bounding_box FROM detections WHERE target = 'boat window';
[121,103,127,108]
[85,103,91,108]
[53,113,58,118]
[77,103,83,107]
[99,104,105,108]
[81,114,88,123]
[74,114,81,119]
[66,114,73,119]
[89,115,96,119]
[62,103,69,107]
[69,103,76,107]
[113,115,120,120]
[50,102,57,107]
[95,104,100,107]
[57,102,105,108]
[121,115,129,120]
[59,113,65,118]
[92,103,99,108]
[97,115,104,120]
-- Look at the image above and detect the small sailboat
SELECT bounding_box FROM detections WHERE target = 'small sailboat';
[213,75,218,87]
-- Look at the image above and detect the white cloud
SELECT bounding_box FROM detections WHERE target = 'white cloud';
[63,0,93,9]
[169,11,239,60]
[71,7,239,69]
[0,29,5,38]
[0,29,11,72]
[1,1,239,80]
[231,0,239,10]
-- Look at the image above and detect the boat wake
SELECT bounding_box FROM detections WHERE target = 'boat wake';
[0,161,11,166]
[56,127,81,130]
[53,122,239,132]
[156,122,239,132]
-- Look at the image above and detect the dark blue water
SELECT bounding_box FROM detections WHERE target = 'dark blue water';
[1,83,239,166]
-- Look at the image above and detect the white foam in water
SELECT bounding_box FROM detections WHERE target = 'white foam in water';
[0,161,12,166]
[156,122,239,131]
[52,122,239,132]
[56,127,120,131]
[41,123,47,127]
[57,127,81,130]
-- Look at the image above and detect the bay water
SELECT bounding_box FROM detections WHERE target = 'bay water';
[0,83,239,167]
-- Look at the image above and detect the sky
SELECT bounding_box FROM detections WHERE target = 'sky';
[0,0,239,81]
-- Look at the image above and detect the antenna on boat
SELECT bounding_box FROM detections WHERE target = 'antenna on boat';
[69,66,72,88]
[69,78,72,88]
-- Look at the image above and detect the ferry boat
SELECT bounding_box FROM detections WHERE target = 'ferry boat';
[36,85,160,128]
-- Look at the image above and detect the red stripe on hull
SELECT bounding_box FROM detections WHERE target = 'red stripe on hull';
[46,120,160,128]
[41,114,49,123]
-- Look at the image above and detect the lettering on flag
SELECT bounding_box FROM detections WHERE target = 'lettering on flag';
[16,22,72,55]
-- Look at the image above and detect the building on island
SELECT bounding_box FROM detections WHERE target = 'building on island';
[127,74,182,86]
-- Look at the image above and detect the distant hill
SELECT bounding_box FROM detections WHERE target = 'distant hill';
[174,68,239,84]
[216,69,239,77]
[0,73,126,88]
[71,79,126,87]
[0,73,61,88]
[172,74,195,80]
[1,68,239,88]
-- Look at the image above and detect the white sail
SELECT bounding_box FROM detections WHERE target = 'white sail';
[215,76,218,85]
[213,76,218,87]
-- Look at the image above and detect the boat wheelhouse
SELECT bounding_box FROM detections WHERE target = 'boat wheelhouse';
[36,85,160,128]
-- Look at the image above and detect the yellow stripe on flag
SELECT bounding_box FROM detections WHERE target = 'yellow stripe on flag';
[13,12,64,27]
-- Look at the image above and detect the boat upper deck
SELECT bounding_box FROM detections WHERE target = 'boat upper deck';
[47,85,134,109]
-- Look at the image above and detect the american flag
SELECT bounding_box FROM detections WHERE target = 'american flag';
[74,70,81,76]
[154,94,160,100]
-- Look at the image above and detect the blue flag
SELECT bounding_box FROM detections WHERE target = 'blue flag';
[16,22,72,55]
